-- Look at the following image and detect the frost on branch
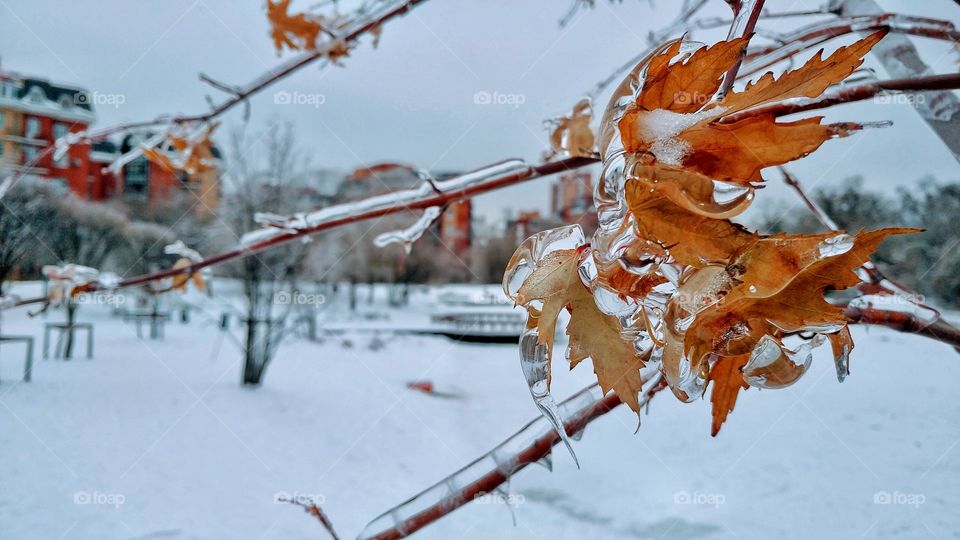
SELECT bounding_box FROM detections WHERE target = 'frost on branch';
[506,31,917,436]
[42,264,118,305]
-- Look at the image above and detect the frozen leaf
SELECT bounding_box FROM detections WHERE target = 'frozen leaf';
[547,98,596,158]
[267,0,325,52]
[170,258,204,292]
[516,248,646,412]
[618,31,887,184]
[684,229,917,371]
[708,354,749,436]
[625,173,757,267]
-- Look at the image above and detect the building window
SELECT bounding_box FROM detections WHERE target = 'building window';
[53,124,69,167]
[25,117,41,139]
[0,82,12,98]
[124,156,149,198]
[23,145,38,164]
[0,110,5,129]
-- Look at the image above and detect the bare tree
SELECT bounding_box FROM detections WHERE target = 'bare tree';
[217,121,311,385]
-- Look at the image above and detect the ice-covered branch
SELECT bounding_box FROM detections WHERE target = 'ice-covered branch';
[6,155,598,311]
[358,379,664,540]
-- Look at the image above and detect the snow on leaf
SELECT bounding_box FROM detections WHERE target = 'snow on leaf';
[618,31,888,184]
[515,248,646,412]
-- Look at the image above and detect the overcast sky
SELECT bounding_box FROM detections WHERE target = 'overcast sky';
[1,0,958,225]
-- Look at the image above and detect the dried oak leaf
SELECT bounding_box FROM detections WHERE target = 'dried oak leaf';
[170,258,205,292]
[708,354,750,436]
[619,31,887,184]
[516,248,647,412]
[548,98,596,158]
[267,0,324,52]
[625,168,757,267]
[684,228,917,366]
[144,124,219,176]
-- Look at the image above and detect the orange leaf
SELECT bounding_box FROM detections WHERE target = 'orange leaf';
[618,31,887,184]
[638,38,749,114]
[708,354,750,436]
[267,0,324,52]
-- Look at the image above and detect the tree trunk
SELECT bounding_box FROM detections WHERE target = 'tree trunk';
[64,302,76,359]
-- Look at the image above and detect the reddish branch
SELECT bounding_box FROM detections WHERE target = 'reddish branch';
[716,0,766,99]
[278,497,341,540]
[358,298,960,539]
[740,14,960,79]
[844,305,960,351]
[363,380,663,540]
[8,156,599,309]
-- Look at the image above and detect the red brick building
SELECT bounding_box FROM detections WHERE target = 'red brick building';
[1,69,220,209]
[0,71,97,196]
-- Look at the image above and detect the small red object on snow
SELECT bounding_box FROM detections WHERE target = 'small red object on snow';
[406,380,434,393]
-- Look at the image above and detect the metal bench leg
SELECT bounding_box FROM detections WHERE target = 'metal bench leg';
[43,327,50,359]
[23,340,33,382]
[86,327,93,359]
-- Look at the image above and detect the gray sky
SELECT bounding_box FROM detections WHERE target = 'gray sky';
[1,0,959,225]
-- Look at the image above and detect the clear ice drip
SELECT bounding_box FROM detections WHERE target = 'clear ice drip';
[503,225,586,465]
[356,385,604,540]
[373,206,442,253]
[519,328,581,468]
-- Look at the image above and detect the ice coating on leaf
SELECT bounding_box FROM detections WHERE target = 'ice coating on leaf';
[357,385,604,540]
[519,328,580,467]
[373,206,442,253]
[502,224,585,302]
[742,334,824,389]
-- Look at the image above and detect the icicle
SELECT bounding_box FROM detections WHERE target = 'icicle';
[519,327,580,468]
[373,206,442,253]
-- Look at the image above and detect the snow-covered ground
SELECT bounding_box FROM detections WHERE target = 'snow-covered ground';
[0,282,958,539]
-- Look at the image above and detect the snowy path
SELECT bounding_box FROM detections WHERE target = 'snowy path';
[0,286,958,539]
